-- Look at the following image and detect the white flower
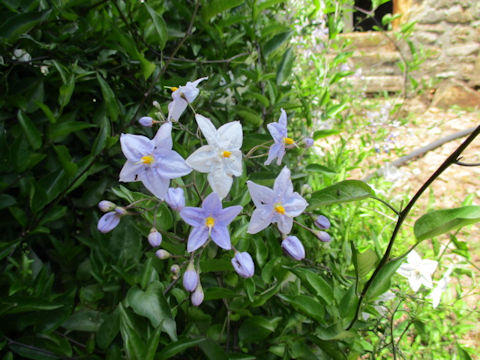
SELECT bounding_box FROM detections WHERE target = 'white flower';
[186,114,243,199]
[397,250,438,292]
[167,77,208,121]
[428,267,453,308]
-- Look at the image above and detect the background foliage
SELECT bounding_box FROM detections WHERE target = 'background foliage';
[1,0,478,359]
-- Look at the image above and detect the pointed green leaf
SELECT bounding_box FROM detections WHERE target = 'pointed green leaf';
[96,73,119,122]
[276,47,295,85]
[201,0,244,21]
[366,258,403,299]
[18,110,42,150]
[145,4,167,50]
[414,206,480,241]
[0,10,51,41]
[309,180,375,208]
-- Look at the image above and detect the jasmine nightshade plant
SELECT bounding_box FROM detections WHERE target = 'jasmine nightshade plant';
[281,236,305,260]
[119,122,191,200]
[265,109,295,166]
[247,167,308,234]
[180,192,242,252]
[397,250,438,292]
[231,252,255,278]
[186,114,243,199]
[167,77,208,121]
[165,187,185,212]
[97,206,127,233]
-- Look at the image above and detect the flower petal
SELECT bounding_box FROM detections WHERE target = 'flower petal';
[187,226,209,252]
[278,108,287,128]
[247,181,274,207]
[202,192,222,213]
[274,167,293,195]
[409,274,422,292]
[155,150,192,178]
[120,134,153,161]
[189,76,208,88]
[419,259,438,276]
[217,121,243,150]
[207,167,233,199]
[267,122,287,142]
[283,192,308,217]
[119,161,143,182]
[167,98,188,122]
[186,145,217,173]
[264,142,284,166]
[281,235,305,260]
[195,114,217,145]
[406,250,421,266]
[210,225,231,250]
[275,214,293,234]
[215,205,242,226]
[224,150,243,177]
[139,168,169,200]
[247,206,273,234]
[180,207,206,227]
[152,122,173,150]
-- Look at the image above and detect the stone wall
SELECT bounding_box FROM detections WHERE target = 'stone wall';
[407,0,480,87]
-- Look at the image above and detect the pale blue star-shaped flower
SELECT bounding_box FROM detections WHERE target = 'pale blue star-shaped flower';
[180,192,242,252]
[247,167,308,234]
[264,109,295,166]
[119,122,191,200]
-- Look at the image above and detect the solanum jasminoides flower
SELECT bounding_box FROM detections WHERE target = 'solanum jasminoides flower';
[265,109,295,166]
[167,77,208,121]
[119,122,191,200]
[281,236,305,260]
[428,266,453,308]
[97,207,127,233]
[247,167,308,234]
[186,114,243,199]
[165,187,185,212]
[397,250,438,292]
[231,252,255,278]
[180,192,242,252]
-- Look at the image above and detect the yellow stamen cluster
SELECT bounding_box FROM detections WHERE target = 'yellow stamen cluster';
[141,155,155,165]
[222,150,232,158]
[274,204,285,214]
[283,137,295,145]
[205,216,215,228]
[170,86,179,92]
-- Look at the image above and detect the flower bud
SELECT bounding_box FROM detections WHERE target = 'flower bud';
[155,249,171,259]
[316,231,331,243]
[314,215,330,230]
[170,264,180,275]
[152,100,161,109]
[281,236,305,261]
[98,200,116,212]
[97,212,121,233]
[183,263,199,292]
[191,283,204,306]
[231,252,255,278]
[115,207,127,216]
[139,116,154,127]
[304,137,314,148]
[165,187,185,212]
[148,228,162,247]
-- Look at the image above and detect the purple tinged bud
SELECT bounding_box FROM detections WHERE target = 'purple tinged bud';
[155,249,171,259]
[314,215,330,230]
[304,138,314,148]
[316,231,331,242]
[139,116,154,127]
[191,283,204,306]
[152,101,161,109]
[97,207,127,233]
[281,236,305,261]
[148,228,162,247]
[165,187,185,212]
[98,200,116,212]
[183,262,199,292]
[170,264,180,275]
[115,207,127,216]
[231,252,255,278]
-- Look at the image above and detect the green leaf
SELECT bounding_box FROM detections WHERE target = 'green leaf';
[276,47,295,85]
[263,31,293,58]
[201,0,244,21]
[126,282,177,341]
[62,309,106,332]
[312,129,340,140]
[58,73,75,108]
[48,121,95,140]
[237,109,263,128]
[157,338,206,360]
[198,338,227,360]
[18,110,42,150]
[366,258,403,299]
[286,267,333,304]
[279,294,324,322]
[456,343,473,360]
[325,103,348,118]
[414,206,480,241]
[354,247,378,278]
[97,309,120,350]
[0,10,51,41]
[145,4,167,50]
[305,163,337,175]
[204,287,236,301]
[35,101,57,123]
[0,194,17,209]
[118,303,147,360]
[96,73,119,122]
[339,284,357,320]
[309,180,375,208]
[0,296,63,316]
[239,316,281,344]
[54,145,77,177]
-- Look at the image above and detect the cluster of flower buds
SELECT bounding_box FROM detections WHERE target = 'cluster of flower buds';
[97,201,128,233]
[314,215,331,242]
[182,262,204,306]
